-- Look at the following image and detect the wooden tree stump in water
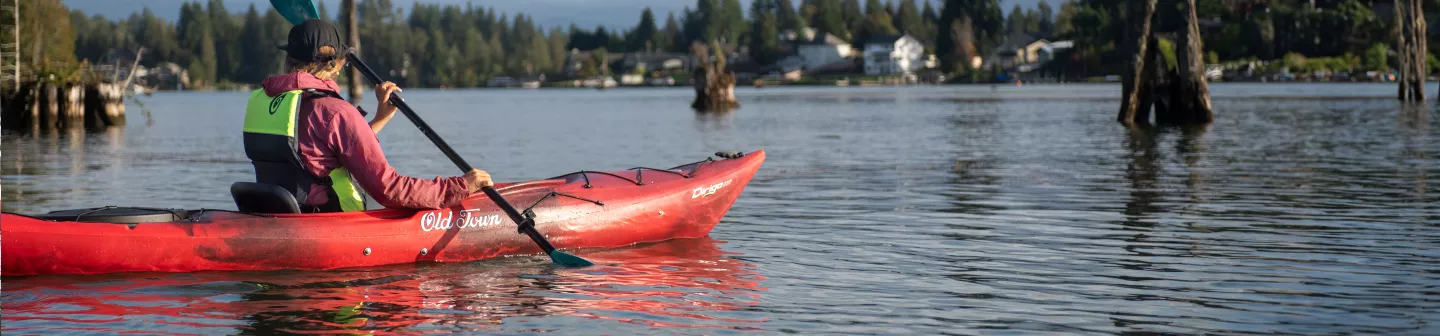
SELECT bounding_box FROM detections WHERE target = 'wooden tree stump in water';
[2,81,125,131]
[1117,0,1212,126]
[1117,0,1158,125]
[39,82,60,129]
[691,41,739,112]
[1164,0,1213,125]
[1395,0,1426,102]
[60,84,85,126]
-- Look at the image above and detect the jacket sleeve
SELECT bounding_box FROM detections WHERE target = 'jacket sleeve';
[325,105,471,209]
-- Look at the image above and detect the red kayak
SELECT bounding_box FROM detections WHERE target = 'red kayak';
[1,151,764,276]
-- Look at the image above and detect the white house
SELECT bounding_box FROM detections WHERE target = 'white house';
[863,35,926,75]
[795,33,852,70]
[986,33,1074,71]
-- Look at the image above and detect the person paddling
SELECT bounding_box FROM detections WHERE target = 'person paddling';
[242,19,490,212]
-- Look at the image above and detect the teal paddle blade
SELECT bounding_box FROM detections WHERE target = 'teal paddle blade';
[269,0,319,25]
[548,250,595,267]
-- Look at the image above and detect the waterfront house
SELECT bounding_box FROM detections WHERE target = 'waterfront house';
[779,27,818,55]
[988,33,1073,70]
[563,49,591,76]
[619,52,692,75]
[796,33,852,71]
[984,32,1076,82]
[862,35,926,75]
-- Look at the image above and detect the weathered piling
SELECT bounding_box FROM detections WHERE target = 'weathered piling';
[2,80,125,131]
[86,82,125,127]
[691,41,739,112]
[1166,0,1214,125]
[1117,0,1212,126]
[1395,0,1426,102]
[1117,0,1158,125]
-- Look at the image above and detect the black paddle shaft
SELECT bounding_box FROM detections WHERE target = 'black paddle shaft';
[346,54,471,172]
[345,54,558,254]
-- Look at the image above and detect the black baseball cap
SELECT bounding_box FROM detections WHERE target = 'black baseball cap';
[279,19,350,62]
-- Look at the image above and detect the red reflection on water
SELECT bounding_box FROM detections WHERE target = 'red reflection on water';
[2,237,766,333]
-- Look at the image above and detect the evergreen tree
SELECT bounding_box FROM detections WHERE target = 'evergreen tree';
[843,0,864,38]
[1022,9,1041,36]
[749,0,782,65]
[812,0,849,40]
[176,2,217,86]
[207,0,240,82]
[896,0,924,37]
[68,13,102,64]
[778,0,805,33]
[260,9,288,74]
[630,8,659,52]
[725,0,749,43]
[1053,0,1078,36]
[678,6,699,51]
[194,27,217,87]
[863,0,883,15]
[567,25,592,50]
[131,8,179,68]
[528,32,553,74]
[175,2,204,64]
[1037,0,1054,36]
[460,27,487,83]
[656,12,680,52]
[937,0,1003,73]
[922,1,938,24]
[549,28,570,73]
[800,0,820,25]
[921,0,939,41]
[716,0,747,44]
[595,26,613,51]
[1006,4,1024,34]
[695,0,719,42]
[236,5,267,84]
[855,0,898,43]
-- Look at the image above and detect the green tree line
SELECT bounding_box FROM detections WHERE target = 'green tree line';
[63,0,948,89]
[71,0,575,89]
[50,0,1440,88]
[0,0,77,85]
[1035,0,1440,80]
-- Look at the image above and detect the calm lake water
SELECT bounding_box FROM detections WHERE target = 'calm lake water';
[3,84,1438,334]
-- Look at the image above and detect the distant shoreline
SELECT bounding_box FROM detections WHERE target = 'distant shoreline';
[143,80,1440,94]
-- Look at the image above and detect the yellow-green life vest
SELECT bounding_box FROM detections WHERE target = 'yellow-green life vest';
[242,89,366,212]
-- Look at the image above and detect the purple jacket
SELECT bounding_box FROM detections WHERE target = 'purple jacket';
[261,73,470,209]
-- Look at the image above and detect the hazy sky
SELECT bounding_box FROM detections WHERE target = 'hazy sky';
[64,0,1048,29]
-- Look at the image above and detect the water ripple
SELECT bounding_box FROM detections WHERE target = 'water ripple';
[5,85,1440,334]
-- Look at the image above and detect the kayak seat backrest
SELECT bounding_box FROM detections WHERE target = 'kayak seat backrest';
[230,182,302,214]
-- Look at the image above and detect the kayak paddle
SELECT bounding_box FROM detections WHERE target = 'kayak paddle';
[268,0,594,267]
